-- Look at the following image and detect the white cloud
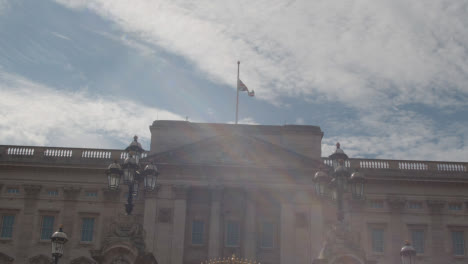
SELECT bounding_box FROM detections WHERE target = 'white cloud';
[321,109,468,162]
[228,117,259,125]
[54,0,468,109]
[0,71,185,149]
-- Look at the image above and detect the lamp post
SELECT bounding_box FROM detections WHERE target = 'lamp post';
[51,226,68,264]
[105,136,160,215]
[313,143,365,222]
[401,241,416,264]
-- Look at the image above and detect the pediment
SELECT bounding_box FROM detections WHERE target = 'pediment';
[148,134,318,168]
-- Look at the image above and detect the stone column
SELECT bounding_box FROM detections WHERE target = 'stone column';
[62,186,81,263]
[17,184,41,263]
[208,186,223,259]
[143,184,160,255]
[242,188,256,260]
[171,185,188,264]
[280,191,295,264]
[427,200,446,264]
[387,196,406,264]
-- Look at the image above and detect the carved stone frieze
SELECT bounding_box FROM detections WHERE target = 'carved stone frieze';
[101,214,146,254]
[23,184,41,198]
[63,186,82,200]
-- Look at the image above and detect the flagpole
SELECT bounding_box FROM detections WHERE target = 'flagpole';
[236,61,240,124]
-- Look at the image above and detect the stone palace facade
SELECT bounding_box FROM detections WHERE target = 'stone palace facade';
[0,121,467,264]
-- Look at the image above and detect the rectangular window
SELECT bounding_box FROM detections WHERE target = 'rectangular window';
[371,228,384,253]
[449,203,462,211]
[226,220,240,247]
[369,200,384,209]
[411,230,425,253]
[6,188,19,194]
[40,216,55,240]
[191,220,204,245]
[1,215,15,238]
[452,231,465,256]
[85,191,98,197]
[81,218,95,242]
[260,222,275,248]
[47,190,59,196]
[408,201,423,209]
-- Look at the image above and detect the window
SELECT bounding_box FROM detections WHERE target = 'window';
[85,191,98,197]
[452,231,465,256]
[408,201,423,209]
[226,220,240,247]
[6,188,19,194]
[47,190,59,196]
[411,230,425,253]
[81,218,95,242]
[40,216,55,240]
[191,220,204,245]
[0,215,15,239]
[260,222,275,248]
[369,200,384,209]
[449,203,462,211]
[371,228,384,253]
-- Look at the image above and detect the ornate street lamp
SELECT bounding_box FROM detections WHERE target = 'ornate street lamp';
[313,143,365,222]
[51,226,68,264]
[401,241,416,264]
[105,136,159,215]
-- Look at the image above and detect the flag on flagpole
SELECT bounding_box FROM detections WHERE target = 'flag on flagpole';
[237,79,248,91]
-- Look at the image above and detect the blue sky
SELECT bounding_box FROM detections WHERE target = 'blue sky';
[1,0,468,161]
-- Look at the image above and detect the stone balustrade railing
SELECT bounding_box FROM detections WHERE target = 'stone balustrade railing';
[322,157,467,172]
[1,145,466,172]
[1,145,148,162]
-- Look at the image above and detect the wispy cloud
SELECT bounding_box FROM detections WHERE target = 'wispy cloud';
[0,71,185,149]
[55,0,468,109]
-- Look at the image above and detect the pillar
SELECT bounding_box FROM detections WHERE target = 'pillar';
[17,184,41,263]
[143,185,160,254]
[171,185,188,264]
[280,192,295,264]
[242,188,256,260]
[387,196,406,264]
[208,186,223,259]
[427,200,446,264]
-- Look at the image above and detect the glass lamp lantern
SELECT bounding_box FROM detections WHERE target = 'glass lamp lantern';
[51,227,68,258]
[126,135,144,165]
[122,156,138,184]
[143,163,159,191]
[350,171,365,199]
[401,241,416,264]
[314,170,330,197]
[106,161,122,190]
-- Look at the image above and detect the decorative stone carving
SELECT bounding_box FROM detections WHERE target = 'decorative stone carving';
[70,256,96,264]
[63,186,81,200]
[0,253,14,264]
[110,255,130,264]
[158,208,173,223]
[426,199,445,213]
[387,196,406,211]
[101,214,146,254]
[314,222,371,264]
[23,184,41,198]
[172,184,188,200]
[28,254,51,264]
